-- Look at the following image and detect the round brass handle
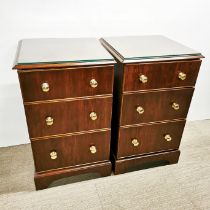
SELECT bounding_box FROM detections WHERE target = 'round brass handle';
[90,145,97,154]
[90,112,97,121]
[136,106,144,114]
[139,74,148,83]
[46,116,54,126]
[41,82,50,92]
[132,138,140,147]
[164,134,172,142]
[90,79,98,88]
[178,72,187,81]
[50,151,57,160]
[172,102,180,110]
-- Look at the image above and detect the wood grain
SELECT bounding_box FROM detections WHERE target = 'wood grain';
[117,120,185,158]
[114,150,180,174]
[18,65,114,102]
[32,130,111,172]
[35,161,112,190]
[123,60,201,91]
[121,88,194,125]
[101,37,202,176]
[24,97,113,138]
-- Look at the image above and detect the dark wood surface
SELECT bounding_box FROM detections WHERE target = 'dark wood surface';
[121,88,194,125]
[114,150,180,174]
[35,161,112,190]
[14,39,116,190]
[110,63,124,161]
[123,60,201,91]
[14,61,116,70]
[18,65,114,102]
[25,96,112,138]
[19,62,114,189]
[101,37,202,176]
[14,37,203,188]
[108,60,200,175]
[32,131,111,172]
[117,120,185,158]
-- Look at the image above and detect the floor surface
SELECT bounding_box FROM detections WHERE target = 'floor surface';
[0,120,210,210]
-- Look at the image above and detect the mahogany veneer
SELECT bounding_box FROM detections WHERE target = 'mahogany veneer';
[18,66,114,102]
[117,120,185,158]
[114,150,180,175]
[13,38,115,190]
[34,161,112,190]
[24,97,112,138]
[100,35,203,174]
[32,131,111,172]
[121,88,194,125]
[123,60,201,91]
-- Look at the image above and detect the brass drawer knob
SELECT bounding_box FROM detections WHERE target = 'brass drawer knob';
[90,112,97,120]
[90,79,98,88]
[136,106,144,114]
[178,72,187,80]
[45,116,54,126]
[139,74,148,83]
[90,145,97,154]
[164,134,172,142]
[50,151,57,160]
[172,102,180,110]
[132,138,140,147]
[41,82,50,92]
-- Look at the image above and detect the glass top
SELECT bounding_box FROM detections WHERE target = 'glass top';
[102,35,202,62]
[16,38,115,65]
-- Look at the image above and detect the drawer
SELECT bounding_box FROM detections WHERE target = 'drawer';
[31,130,111,172]
[117,120,185,158]
[18,65,114,102]
[121,88,193,125]
[123,60,201,91]
[25,97,112,138]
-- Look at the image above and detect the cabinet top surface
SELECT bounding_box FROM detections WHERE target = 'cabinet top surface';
[13,38,115,69]
[101,35,203,63]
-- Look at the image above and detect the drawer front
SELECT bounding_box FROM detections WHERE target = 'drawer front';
[18,65,114,102]
[123,60,201,91]
[121,88,193,125]
[25,97,112,138]
[117,120,185,158]
[31,131,111,172]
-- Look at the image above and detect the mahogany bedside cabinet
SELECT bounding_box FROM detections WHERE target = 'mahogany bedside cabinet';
[13,38,115,190]
[100,35,203,174]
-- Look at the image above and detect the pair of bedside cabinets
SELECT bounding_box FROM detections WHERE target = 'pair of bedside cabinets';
[13,36,203,190]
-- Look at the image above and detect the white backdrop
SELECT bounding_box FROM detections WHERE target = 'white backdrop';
[0,0,210,147]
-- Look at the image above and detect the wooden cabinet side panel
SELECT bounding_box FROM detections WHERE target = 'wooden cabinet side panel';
[111,63,124,156]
